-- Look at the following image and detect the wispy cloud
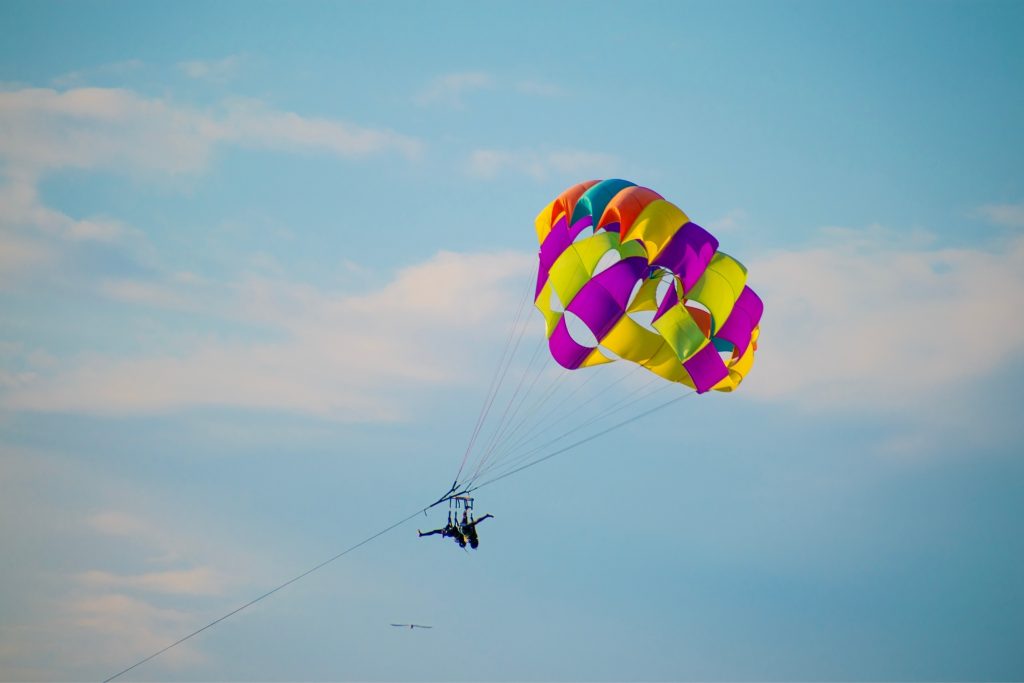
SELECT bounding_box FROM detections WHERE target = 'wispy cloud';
[2,250,532,420]
[975,202,1024,228]
[65,593,204,671]
[0,86,424,179]
[414,71,494,108]
[98,278,191,309]
[0,86,425,289]
[87,510,156,540]
[415,71,565,107]
[1,171,127,241]
[0,593,202,679]
[744,227,1024,417]
[0,87,214,175]
[467,148,618,181]
[177,55,245,83]
[0,167,149,296]
[0,451,246,678]
[51,59,145,88]
[77,568,223,596]
[0,231,54,287]
[707,208,749,234]
[217,97,423,159]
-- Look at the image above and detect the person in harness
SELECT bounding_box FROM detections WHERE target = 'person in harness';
[418,496,493,550]
[417,512,468,547]
[459,509,494,549]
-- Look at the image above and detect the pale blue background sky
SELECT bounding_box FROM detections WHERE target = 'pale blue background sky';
[2,1,1023,681]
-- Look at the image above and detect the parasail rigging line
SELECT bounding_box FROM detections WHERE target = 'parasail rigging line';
[453,274,532,484]
[471,363,655,482]
[453,263,537,483]
[468,371,673,486]
[466,390,694,493]
[468,334,549,479]
[468,364,569,483]
[103,381,688,683]
[486,365,570,455]
[465,321,655,488]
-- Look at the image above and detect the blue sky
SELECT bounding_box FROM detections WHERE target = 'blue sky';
[2,1,1023,680]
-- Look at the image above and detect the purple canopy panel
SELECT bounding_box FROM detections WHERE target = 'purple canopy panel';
[566,257,647,340]
[740,285,764,325]
[592,256,647,308]
[548,316,595,370]
[682,343,729,393]
[537,215,569,298]
[566,284,622,341]
[651,222,719,294]
[715,286,764,354]
[652,277,679,323]
[536,214,595,298]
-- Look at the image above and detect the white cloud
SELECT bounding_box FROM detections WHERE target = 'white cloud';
[51,59,145,88]
[467,147,618,181]
[63,593,204,672]
[0,86,424,289]
[743,229,1024,413]
[0,86,423,178]
[707,208,748,234]
[0,169,142,293]
[1,167,127,241]
[217,97,423,159]
[975,202,1024,228]
[88,510,156,539]
[77,568,223,596]
[0,87,213,175]
[98,278,190,309]
[177,55,245,83]
[414,71,494,108]
[0,451,237,679]
[79,507,250,588]
[0,230,54,286]
[2,250,533,420]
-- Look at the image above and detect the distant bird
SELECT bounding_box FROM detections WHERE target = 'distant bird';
[390,623,432,629]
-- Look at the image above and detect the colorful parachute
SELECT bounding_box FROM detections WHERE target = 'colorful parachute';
[534,179,763,393]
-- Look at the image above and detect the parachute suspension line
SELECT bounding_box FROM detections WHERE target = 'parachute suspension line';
[459,310,544,486]
[467,367,617,485]
[468,334,551,480]
[473,369,672,485]
[501,372,671,479]
[475,331,548,456]
[453,263,537,485]
[467,391,696,493]
[473,362,648,481]
[453,269,534,485]
[468,365,627,485]
[469,364,659,485]
[468,365,570,483]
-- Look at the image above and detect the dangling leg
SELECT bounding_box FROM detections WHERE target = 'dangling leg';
[418,527,445,538]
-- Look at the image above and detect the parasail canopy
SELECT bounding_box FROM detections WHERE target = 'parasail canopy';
[534,179,763,393]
